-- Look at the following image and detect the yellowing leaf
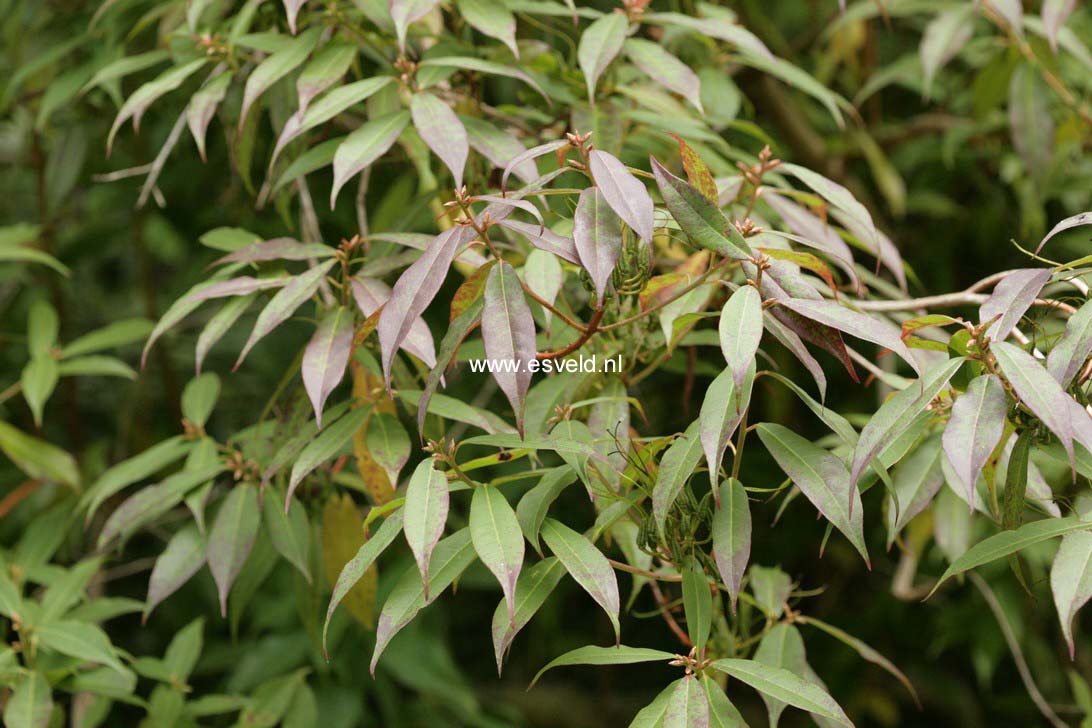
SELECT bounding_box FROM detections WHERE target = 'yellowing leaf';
[322,494,376,629]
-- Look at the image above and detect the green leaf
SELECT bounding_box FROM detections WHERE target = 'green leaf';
[81,435,190,522]
[516,466,577,553]
[263,488,312,583]
[36,620,125,673]
[624,39,702,113]
[330,111,410,206]
[1009,64,1054,182]
[403,459,450,595]
[928,516,1092,598]
[323,509,404,655]
[711,479,750,611]
[56,355,136,380]
[3,672,52,728]
[296,41,356,111]
[710,658,852,727]
[145,524,206,620]
[470,485,525,626]
[650,157,752,259]
[27,300,59,357]
[271,77,393,167]
[0,567,24,620]
[39,557,101,623]
[757,423,869,566]
[681,559,712,653]
[0,420,79,489]
[531,645,674,688]
[240,27,322,127]
[1002,429,1033,530]
[491,557,565,674]
[285,406,370,503]
[21,356,58,427]
[162,617,204,679]
[754,624,808,727]
[540,518,620,640]
[734,50,845,127]
[108,59,208,153]
[652,420,703,533]
[699,363,754,492]
[577,11,628,100]
[207,485,261,617]
[236,261,336,367]
[702,675,746,728]
[456,0,519,56]
[181,373,220,428]
[1051,531,1092,659]
[664,675,710,727]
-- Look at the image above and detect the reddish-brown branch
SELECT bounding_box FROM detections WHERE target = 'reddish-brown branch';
[536,307,605,360]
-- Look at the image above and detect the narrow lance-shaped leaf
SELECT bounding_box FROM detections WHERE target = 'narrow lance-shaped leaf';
[681,560,713,654]
[1002,430,1033,530]
[764,192,859,289]
[588,150,654,245]
[624,38,703,113]
[196,294,255,374]
[709,659,853,728]
[1009,64,1053,182]
[302,306,353,427]
[1043,0,1078,51]
[712,478,750,612]
[942,374,1008,509]
[351,275,436,368]
[235,261,335,369]
[411,92,469,188]
[471,485,525,626]
[886,436,945,549]
[378,226,475,388]
[208,485,260,617]
[482,262,537,434]
[650,157,752,259]
[391,0,441,51]
[992,341,1076,470]
[263,491,312,583]
[851,357,963,493]
[719,285,762,392]
[455,0,519,57]
[363,414,408,490]
[286,407,370,505]
[239,27,321,128]
[577,11,628,100]
[665,676,711,728]
[491,557,565,674]
[419,57,548,100]
[573,187,623,302]
[919,6,974,99]
[699,364,754,494]
[144,524,206,621]
[296,41,355,112]
[928,516,1092,598]
[1048,298,1092,387]
[523,249,563,333]
[417,295,483,433]
[36,621,125,673]
[330,110,410,207]
[1037,211,1092,254]
[540,518,621,640]
[753,623,807,727]
[979,268,1051,342]
[403,460,450,598]
[1051,530,1092,659]
[757,423,869,566]
[3,671,51,728]
[502,139,568,192]
[653,420,704,533]
[530,645,675,688]
[516,466,577,553]
[186,71,231,162]
[108,59,207,153]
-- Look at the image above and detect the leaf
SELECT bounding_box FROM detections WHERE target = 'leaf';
[419,57,548,100]
[645,12,773,58]
[323,509,404,654]
[850,357,962,493]
[491,557,565,674]
[1043,0,1078,51]
[80,435,190,521]
[928,516,1091,598]
[524,250,564,332]
[501,139,568,192]
[417,296,484,432]
[1051,531,1092,659]
[712,479,750,611]
[182,372,220,428]
[499,218,580,264]
[1009,64,1054,182]
[39,557,101,623]
[979,268,1052,341]
[681,560,712,653]
[754,623,807,727]
[709,659,853,727]
[1037,211,1092,254]
[0,421,77,489]
[456,0,519,57]
[577,11,628,100]
[378,226,476,386]
[719,285,763,393]
[764,193,858,287]
[540,518,620,640]
[36,621,124,673]
[352,275,437,367]
[240,28,321,128]
[778,298,920,377]
[668,134,717,204]
[482,261,537,433]
[287,406,371,504]
[302,306,353,427]
[516,467,577,553]
[195,294,256,374]
[1048,299,1092,387]
[734,49,846,128]
[942,375,1008,509]
[391,0,441,50]
[653,420,704,532]
[185,71,231,161]
[1002,430,1033,530]
[462,116,536,183]
[757,423,869,565]
[699,364,754,493]
[403,460,450,596]
[362,412,409,488]
[235,261,335,368]
[573,187,624,302]
[21,356,57,427]
[992,341,1076,468]
[886,436,944,548]
[144,524,206,620]
[665,675,710,728]
[471,485,525,625]
[530,645,674,688]
[330,110,410,206]
[321,494,378,640]
[371,528,476,673]
[919,6,975,98]
[207,485,260,617]
[97,464,223,547]
[271,77,393,167]
[213,238,335,266]
[624,39,702,113]
[630,683,676,728]
[107,59,207,153]
[61,317,152,359]
[296,41,355,111]
[588,150,654,245]
[411,92,469,188]
[3,672,52,728]
[702,675,746,728]
[650,157,752,259]
[263,489,311,582]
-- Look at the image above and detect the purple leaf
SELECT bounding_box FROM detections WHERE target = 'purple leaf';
[239,28,321,130]
[377,226,474,387]
[712,479,750,612]
[390,0,442,51]
[351,276,436,368]
[665,676,711,728]
[1048,299,1092,387]
[471,196,544,230]
[411,92,469,188]
[1043,0,1078,51]
[886,436,945,549]
[501,139,568,192]
[470,485,525,626]
[1051,530,1092,659]
[1037,211,1092,254]
[699,364,754,493]
[296,41,356,113]
[482,262,537,434]
[919,6,975,99]
[207,485,260,617]
[283,0,308,33]
[755,272,855,381]
[185,71,231,162]
[402,460,450,598]
[779,297,921,377]
[577,11,628,100]
[573,188,623,301]
[650,157,753,260]
[764,192,859,290]
[419,57,549,101]
[942,375,1008,509]
[462,116,537,183]
[235,261,335,369]
[589,150,654,245]
[992,341,1076,469]
[540,518,621,640]
[718,285,763,393]
[302,306,354,428]
[979,268,1051,341]
[497,219,580,264]
[761,311,828,398]
[624,38,703,113]
[144,525,205,621]
[330,110,410,207]
[212,237,335,266]
[190,276,289,303]
[1009,65,1054,182]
